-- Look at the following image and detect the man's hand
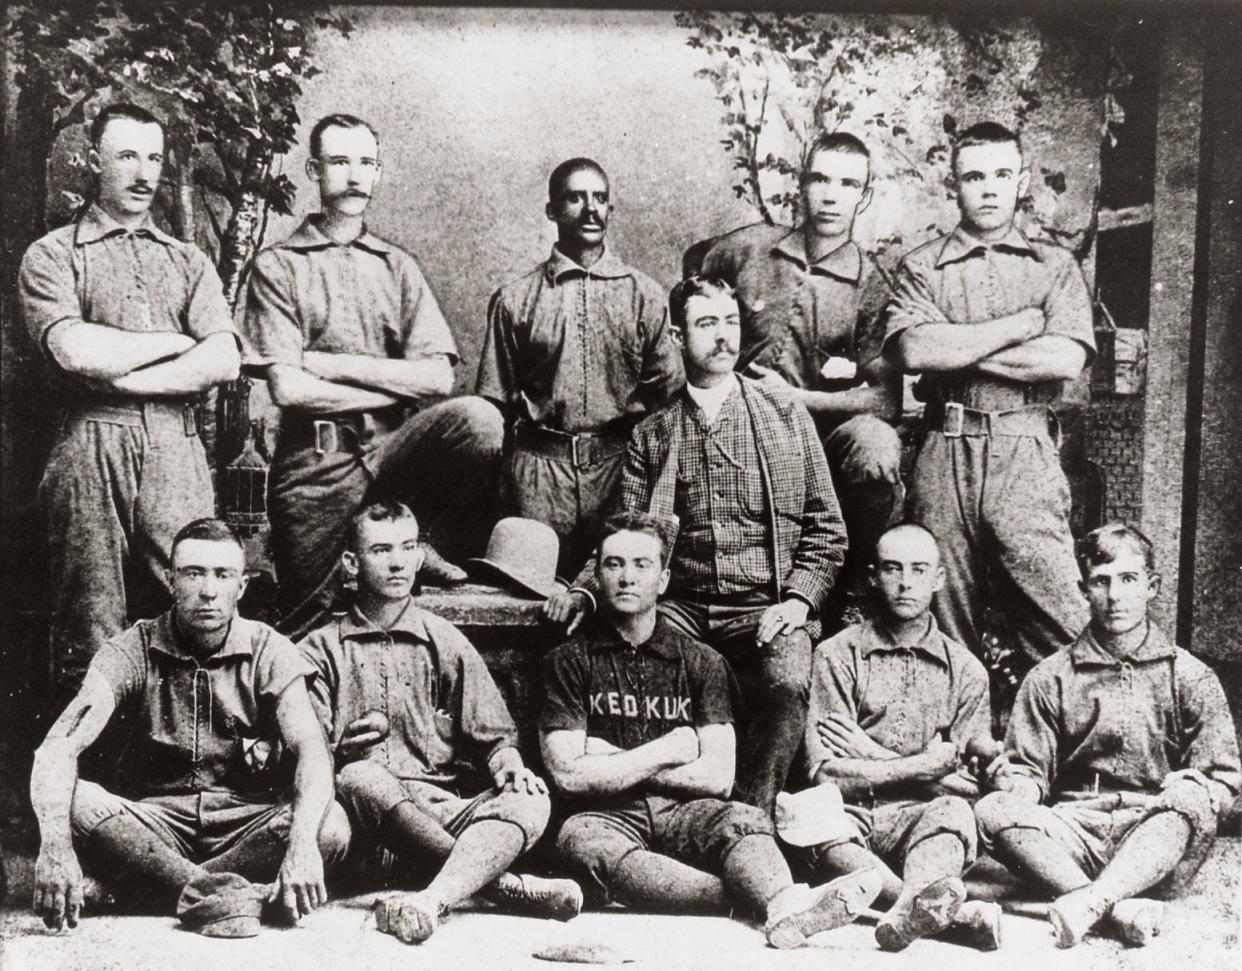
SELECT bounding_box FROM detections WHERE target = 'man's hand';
[1015,306,1046,340]
[920,739,961,779]
[493,763,549,796]
[657,726,700,768]
[746,362,791,389]
[544,590,591,634]
[33,842,85,931]
[816,714,893,761]
[338,710,390,758]
[269,839,327,923]
[756,599,810,646]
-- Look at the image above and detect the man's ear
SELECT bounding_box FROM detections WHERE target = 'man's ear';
[411,546,426,575]
[1078,578,1089,599]
[545,201,556,223]
[858,185,874,215]
[932,565,946,595]
[88,147,102,176]
[670,326,685,349]
[1017,167,1032,198]
[657,567,672,596]
[305,156,322,183]
[237,572,251,599]
[341,549,359,580]
[1147,571,1163,601]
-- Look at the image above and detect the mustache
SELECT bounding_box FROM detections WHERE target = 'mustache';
[328,189,371,202]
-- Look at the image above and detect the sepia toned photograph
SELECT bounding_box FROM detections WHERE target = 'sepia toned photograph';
[1,1,1238,968]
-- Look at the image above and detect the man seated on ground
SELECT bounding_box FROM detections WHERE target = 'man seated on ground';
[975,523,1241,948]
[540,511,881,949]
[548,276,847,817]
[299,501,581,946]
[799,523,1001,951]
[30,519,348,935]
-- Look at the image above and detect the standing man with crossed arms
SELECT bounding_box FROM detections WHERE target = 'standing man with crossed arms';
[882,121,1095,695]
[18,102,240,697]
[243,113,503,639]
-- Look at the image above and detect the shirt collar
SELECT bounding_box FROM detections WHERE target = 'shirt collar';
[1069,621,1177,668]
[544,244,632,283]
[857,615,949,667]
[338,599,431,643]
[281,214,392,257]
[935,224,1042,269]
[773,228,862,283]
[685,374,738,423]
[147,610,254,662]
[585,615,679,660]
[74,203,178,247]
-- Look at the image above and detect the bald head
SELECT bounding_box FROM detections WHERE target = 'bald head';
[871,523,944,622]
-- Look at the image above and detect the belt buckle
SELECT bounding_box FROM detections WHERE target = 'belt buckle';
[313,419,339,456]
[182,403,198,437]
[571,434,584,470]
[942,402,965,438]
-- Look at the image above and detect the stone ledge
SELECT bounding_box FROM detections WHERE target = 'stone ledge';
[414,582,547,629]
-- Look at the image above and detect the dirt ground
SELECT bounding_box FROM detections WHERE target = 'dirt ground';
[1,839,1237,971]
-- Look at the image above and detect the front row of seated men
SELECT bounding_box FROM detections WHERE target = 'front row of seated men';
[31,501,1238,950]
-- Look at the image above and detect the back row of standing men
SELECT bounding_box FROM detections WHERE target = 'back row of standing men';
[17,104,1238,949]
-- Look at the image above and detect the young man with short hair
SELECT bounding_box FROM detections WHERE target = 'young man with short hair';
[299,501,580,945]
[688,132,903,629]
[477,158,683,576]
[29,519,347,934]
[548,277,847,815]
[882,121,1095,686]
[976,524,1240,947]
[18,102,241,695]
[801,523,1001,951]
[540,511,881,948]
[243,113,503,639]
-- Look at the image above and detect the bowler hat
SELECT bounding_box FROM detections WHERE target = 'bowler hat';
[774,784,857,848]
[467,517,565,599]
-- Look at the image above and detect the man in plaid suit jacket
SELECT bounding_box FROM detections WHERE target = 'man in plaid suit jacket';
[549,276,848,815]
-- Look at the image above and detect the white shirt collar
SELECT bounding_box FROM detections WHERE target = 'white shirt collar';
[685,374,738,425]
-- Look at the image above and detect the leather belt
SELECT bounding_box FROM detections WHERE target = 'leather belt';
[513,421,628,469]
[65,398,203,437]
[281,407,407,456]
[924,401,1052,438]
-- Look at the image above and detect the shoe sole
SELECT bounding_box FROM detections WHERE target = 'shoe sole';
[767,870,883,949]
[874,877,967,953]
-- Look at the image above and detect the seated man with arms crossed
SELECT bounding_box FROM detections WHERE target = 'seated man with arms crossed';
[30,519,348,935]
[800,523,1001,951]
[299,502,581,945]
[976,524,1240,947]
[540,511,881,948]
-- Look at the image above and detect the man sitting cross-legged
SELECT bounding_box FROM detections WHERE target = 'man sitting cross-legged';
[975,523,1240,948]
[798,523,1002,951]
[30,518,349,936]
[299,501,581,945]
[540,511,881,949]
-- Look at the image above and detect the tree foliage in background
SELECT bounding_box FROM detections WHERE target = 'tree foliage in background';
[676,10,1115,262]
[6,0,352,309]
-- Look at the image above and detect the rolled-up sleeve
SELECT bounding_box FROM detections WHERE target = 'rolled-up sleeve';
[1040,250,1096,364]
[399,256,458,363]
[1002,667,1060,801]
[183,249,237,343]
[805,638,859,782]
[879,255,938,365]
[17,232,81,359]
[240,250,304,368]
[476,289,518,406]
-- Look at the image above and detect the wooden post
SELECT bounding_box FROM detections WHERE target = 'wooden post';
[1141,17,1207,637]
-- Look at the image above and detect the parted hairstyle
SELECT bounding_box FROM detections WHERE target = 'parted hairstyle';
[597,511,672,569]
[951,121,1022,171]
[171,518,244,557]
[668,275,737,332]
[804,131,871,187]
[90,102,164,149]
[309,113,379,159]
[347,500,418,552]
[1075,522,1157,578]
[547,157,608,202]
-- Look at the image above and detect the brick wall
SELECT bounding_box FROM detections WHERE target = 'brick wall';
[1085,396,1146,527]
